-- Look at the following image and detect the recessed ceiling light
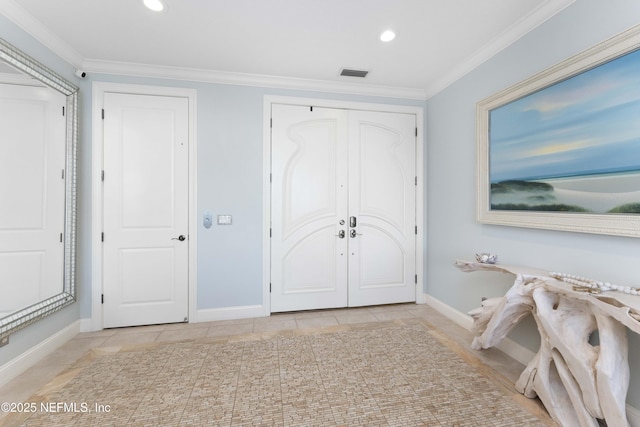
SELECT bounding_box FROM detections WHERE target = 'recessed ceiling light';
[143,0,165,12]
[379,30,396,42]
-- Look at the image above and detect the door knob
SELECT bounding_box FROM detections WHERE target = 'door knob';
[172,235,186,241]
[350,229,362,238]
[335,230,345,239]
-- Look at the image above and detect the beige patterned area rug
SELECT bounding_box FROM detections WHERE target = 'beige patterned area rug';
[2,319,552,426]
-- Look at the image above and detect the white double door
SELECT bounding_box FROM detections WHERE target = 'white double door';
[271,104,416,312]
[102,92,189,328]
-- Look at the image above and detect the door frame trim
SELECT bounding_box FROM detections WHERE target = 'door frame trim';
[262,95,425,315]
[91,82,198,331]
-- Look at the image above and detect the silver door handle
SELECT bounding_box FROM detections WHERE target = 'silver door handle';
[172,235,186,241]
[336,230,345,239]
[350,229,362,238]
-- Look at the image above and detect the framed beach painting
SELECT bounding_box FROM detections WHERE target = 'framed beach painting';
[477,24,640,238]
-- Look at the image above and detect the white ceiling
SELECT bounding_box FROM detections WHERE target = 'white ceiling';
[3,0,574,99]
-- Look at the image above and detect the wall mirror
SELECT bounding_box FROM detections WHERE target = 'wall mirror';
[0,37,78,342]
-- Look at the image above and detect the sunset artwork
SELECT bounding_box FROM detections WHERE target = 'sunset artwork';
[489,48,640,214]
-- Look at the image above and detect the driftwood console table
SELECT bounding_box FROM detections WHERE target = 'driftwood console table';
[455,260,640,427]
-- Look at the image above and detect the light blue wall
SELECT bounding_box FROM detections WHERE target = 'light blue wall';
[92,75,424,311]
[426,0,640,408]
[193,84,424,309]
[5,0,640,410]
[0,12,424,366]
[193,84,426,309]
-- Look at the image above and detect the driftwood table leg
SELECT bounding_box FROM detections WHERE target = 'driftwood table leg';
[457,261,637,427]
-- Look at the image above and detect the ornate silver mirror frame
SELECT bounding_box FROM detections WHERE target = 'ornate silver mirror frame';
[0,37,78,342]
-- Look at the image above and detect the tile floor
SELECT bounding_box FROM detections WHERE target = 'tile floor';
[0,304,556,426]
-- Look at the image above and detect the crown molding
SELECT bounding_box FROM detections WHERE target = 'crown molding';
[1,0,574,101]
[83,58,428,100]
[424,0,575,98]
[0,0,84,68]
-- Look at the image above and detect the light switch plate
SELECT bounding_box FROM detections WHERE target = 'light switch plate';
[217,214,232,225]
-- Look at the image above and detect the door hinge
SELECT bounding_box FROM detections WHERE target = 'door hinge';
[270,118,273,128]
[415,176,417,186]
[415,225,418,235]
[415,274,418,284]
[415,127,418,137]
[60,232,63,242]
[269,283,272,293]
[101,170,105,181]
[101,232,104,242]
[101,294,104,304]
[101,109,105,120]
[62,106,65,117]
[270,228,272,238]
[310,106,313,112]
[62,169,65,179]
[270,173,272,183]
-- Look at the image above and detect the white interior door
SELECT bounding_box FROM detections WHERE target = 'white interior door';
[348,110,416,306]
[0,83,66,316]
[102,92,189,328]
[270,104,416,312]
[270,105,349,312]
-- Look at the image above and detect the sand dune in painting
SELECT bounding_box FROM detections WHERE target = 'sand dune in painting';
[491,171,640,213]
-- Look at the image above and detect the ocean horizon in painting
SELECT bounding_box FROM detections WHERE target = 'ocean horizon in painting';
[489,47,640,214]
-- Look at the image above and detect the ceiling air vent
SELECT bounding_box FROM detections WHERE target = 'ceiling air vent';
[340,68,369,78]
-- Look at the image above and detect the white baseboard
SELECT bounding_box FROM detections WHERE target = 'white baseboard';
[196,304,266,323]
[415,291,428,305]
[423,294,473,329]
[422,294,535,365]
[79,317,94,333]
[0,320,80,388]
